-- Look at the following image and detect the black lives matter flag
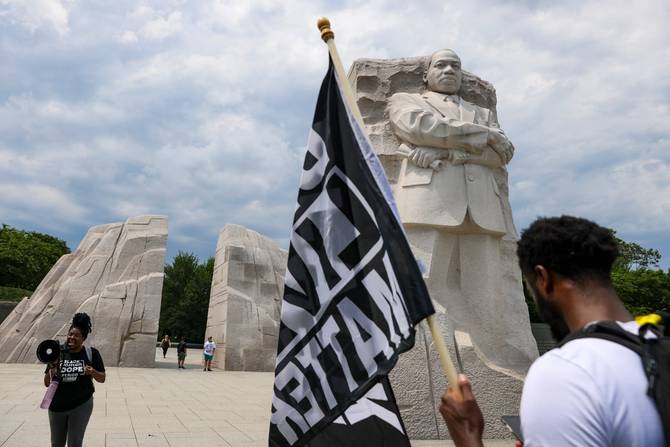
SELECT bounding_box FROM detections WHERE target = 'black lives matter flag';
[269,59,434,447]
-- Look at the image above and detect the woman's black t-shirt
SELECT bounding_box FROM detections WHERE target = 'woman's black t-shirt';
[47,347,105,412]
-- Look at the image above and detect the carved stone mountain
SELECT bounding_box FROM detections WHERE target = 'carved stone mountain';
[205,224,287,371]
[350,55,537,439]
[0,215,167,367]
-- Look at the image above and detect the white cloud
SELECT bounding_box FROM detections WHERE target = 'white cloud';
[140,10,182,40]
[0,183,87,229]
[120,31,138,44]
[0,0,70,35]
[0,0,669,266]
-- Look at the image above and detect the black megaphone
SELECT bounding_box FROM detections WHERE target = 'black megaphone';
[36,340,62,364]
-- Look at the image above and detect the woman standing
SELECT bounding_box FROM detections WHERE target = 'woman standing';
[43,313,105,447]
[160,335,171,358]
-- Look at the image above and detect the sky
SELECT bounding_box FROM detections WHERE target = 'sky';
[1,0,669,268]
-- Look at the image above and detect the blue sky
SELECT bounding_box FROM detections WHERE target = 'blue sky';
[1,0,669,268]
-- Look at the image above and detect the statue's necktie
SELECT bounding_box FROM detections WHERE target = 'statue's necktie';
[442,96,460,118]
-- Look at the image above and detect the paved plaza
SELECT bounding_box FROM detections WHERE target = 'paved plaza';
[0,348,512,446]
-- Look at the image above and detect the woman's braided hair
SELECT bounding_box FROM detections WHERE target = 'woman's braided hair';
[71,312,93,339]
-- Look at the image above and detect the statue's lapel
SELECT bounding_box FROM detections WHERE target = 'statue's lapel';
[459,100,476,123]
[422,91,477,123]
[421,92,448,117]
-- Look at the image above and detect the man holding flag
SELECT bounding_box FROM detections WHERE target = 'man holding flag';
[440,216,665,446]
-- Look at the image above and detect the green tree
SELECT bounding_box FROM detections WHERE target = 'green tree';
[158,252,214,343]
[612,269,670,315]
[0,224,70,290]
[611,233,661,271]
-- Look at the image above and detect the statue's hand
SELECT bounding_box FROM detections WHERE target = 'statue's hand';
[487,128,508,147]
[486,130,513,162]
[409,147,445,169]
[450,151,470,165]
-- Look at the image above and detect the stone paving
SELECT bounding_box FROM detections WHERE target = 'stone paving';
[0,348,512,446]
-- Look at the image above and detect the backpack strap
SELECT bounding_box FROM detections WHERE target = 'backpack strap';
[558,321,644,355]
[559,320,662,398]
[84,345,93,363]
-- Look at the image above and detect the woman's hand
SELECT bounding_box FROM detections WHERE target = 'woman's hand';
[43,364,57,387]
[85,365,106,383]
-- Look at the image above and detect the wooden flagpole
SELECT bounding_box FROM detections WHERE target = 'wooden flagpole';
[316,17,462,399]
[316,17,365,129]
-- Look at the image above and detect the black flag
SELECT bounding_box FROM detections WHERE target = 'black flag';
[308,376,409,447]
[269,58,434,447]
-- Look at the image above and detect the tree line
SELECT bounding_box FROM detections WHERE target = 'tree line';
[0,224,70,291]
[2,223,668,333]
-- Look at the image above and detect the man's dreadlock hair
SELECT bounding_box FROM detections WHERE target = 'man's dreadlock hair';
[517,215,619,284]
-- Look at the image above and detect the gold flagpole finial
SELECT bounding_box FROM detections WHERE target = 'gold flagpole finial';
[315,16,365,128]
[317,17,334,42]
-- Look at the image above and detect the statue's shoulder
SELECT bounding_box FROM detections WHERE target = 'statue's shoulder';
[387,92,425,114]
[460,97,488,112]
[389,91,423,102]
[460,97,492,122]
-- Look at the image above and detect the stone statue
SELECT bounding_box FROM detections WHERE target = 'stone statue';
[387,49,536,370]
[349,49,539,438]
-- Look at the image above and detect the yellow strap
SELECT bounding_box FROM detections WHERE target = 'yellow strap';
[635,313,662,326]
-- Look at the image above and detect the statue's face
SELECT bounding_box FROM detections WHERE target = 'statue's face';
[425,50,462,94]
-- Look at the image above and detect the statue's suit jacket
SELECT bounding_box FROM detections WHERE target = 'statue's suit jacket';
[388,91,513,234]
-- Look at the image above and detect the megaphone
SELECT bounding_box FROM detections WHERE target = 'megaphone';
[36,340,62,364]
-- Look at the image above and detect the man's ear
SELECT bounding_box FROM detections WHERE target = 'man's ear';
[534,265,553,296]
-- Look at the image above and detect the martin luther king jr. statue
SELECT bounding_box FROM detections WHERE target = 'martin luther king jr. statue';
[388,49,537,369]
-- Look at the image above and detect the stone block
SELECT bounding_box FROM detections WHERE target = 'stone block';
[391,310,522,440]
[204,224,287,372]
[119,333,158,368]
[241,348,276,371]
[0,215,167,367]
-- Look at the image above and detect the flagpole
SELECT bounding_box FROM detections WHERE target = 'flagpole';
[317,17,365,129]
[426,315,461,398]
[316,16,462,399]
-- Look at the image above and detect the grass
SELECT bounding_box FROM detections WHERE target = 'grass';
[0,286,33,302]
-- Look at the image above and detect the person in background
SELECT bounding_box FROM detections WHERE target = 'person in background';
[177,337,187,369]
[43,312,105,447]
[160,334,171,359]
[439,215,664,446]
[203,336,216,371]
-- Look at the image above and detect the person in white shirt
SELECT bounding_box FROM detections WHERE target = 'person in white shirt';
[203,336,216,372]
[438,215,665,446]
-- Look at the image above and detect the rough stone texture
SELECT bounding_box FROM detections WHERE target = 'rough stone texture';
[348,57,518,240]
[350,56,535,439]
[348,56,524,290]
[0,215,167,367]
[349,56,497,159]
[391,307,522,440]
[205,224,287,371]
